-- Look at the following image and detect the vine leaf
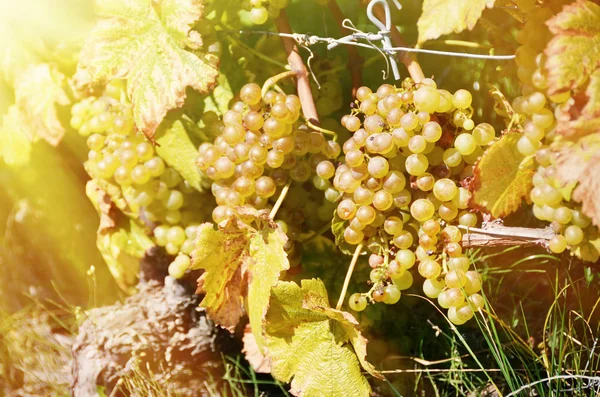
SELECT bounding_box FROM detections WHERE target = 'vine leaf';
[470,132,535,218]
[545,0,600,138]
[86,180,154,292]
[264,279,382,397]
[191,219,289,335]
[75,0,219,139]
[0,63,69,166]
[154,117,204,191]
[14,63,70,146]
[417,0,495,44]
[555,135,600,228]
[0,106,32,166]
[331,212,367,256]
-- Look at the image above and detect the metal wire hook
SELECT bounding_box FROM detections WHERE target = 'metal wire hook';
[366,0,401,80]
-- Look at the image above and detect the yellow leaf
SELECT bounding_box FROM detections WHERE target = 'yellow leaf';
[76,0,219,139]
[545,0,600,137]
[470,132,535,218]
[264,279,380,397]
[417,0,496,44]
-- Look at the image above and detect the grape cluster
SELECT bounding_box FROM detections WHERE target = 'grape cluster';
[310,57,345,117]
[531,151,593,255]
[71,80,212,279]
[513,1,597,258]
[241,0,289,25]
[323,79,488,323]
[197,83,339,258]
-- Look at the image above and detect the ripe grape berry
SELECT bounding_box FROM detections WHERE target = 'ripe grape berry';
[332,79,488,323]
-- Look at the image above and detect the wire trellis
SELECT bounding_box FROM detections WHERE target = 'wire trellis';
[240,0,516,81]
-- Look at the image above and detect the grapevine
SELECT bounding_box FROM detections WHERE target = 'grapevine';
[2,0,600,396]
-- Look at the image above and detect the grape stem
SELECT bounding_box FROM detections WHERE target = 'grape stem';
[269,180,292,219]
[368,1,425,83]
[261,70,297,98]
[275,11,321,126]
[328,1,363,96]
[305,119,337,140]
[336,243,364,310]
[459,225,555,248]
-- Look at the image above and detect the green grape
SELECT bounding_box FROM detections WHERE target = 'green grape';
[455,303,474,322]
[373,190,393,211]
[386,260,405,278]
[396,249,415,268]
[393,270,413,290]
[468,294,485,310]
[454,134,477,155]
[564,225,584,246]
[445,269,467,288]
[423,278,445,298]
[416,173,435,191]
[249,6,269,24]
[408,135,427,153]
[458,210,478,227]
[418,259,441,279]
[165,190,184,210]
[168,254,190,279]
[472,123,495,145]
[153,225,169,246]
[405,154,429,176]
[572,210,592,228]
[368,156,390,178]
[452,89,472,109]
[422,122,442,142]
[344,227,364,245]
[410,199,435,222]
[400,113,419,131]
[433,178,458,202]
[549,235,567,253]
[167,226,186,246]
[554,206,572,224]
[383,284,401,304]
[393,230,413,249]
[464,271,482,294]
[349,293,367,311]
[413,86,440,113]
[439,202,459,221]
[438,288,465,309]
[448,256,469,272]
[443,148,462,167]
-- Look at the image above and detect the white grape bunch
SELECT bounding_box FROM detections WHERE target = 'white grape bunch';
[71,80,212,280]
[322,79,488,324]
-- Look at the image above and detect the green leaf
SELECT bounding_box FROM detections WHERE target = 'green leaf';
[417,0,495,44]
[247,227,289,348]
[264,279,381,397]
[191,218,288,333]
[470,132,535,218]
[14,63,70,146]
[86,180,154,292]
[0,106,32,167]
[154,117,204,191]
[76,0,219,138]
[545,0,600,137]
[191,222,249,330]
[331,212,366,256]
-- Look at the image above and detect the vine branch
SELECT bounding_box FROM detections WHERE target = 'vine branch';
[328,1,363,96]
[369,2,425,83]
[275,11,320,125]
[460,225,554,248]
